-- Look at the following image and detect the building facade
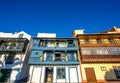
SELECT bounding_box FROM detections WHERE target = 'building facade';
[28,37,82,83]
[73,27,120,82]
[0,31,31,82]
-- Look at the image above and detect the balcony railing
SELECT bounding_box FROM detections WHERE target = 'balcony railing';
[32,46,78,51]
[40,44,76,47]
[28,57,79,65]
[29,53,79,65]
[39,40,78,48]
[0,43,24,52]
[80,41,120,47]
[82,55,120,62]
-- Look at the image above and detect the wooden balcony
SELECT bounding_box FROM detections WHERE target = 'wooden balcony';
[81,55,120,63]
[79,42,120,47]
[0,38,29,53]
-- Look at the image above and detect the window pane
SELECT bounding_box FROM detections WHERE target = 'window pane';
[46,52,53,61]
[113,66,120,78]
[57,68,65,79]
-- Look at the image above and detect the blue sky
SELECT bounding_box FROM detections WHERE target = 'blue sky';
[0,0,120,37]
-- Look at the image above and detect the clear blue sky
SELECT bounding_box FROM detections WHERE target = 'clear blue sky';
[0,0,120,37]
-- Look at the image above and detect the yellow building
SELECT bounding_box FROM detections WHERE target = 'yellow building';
[73,26,120,82]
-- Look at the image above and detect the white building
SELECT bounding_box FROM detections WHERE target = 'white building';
[0,31,31,40]
[0,31,31,82]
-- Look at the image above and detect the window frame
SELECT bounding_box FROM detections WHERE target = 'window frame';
[113,66,120,79]
[57,68,66,79]
[66,51,76,61]
[45,51,53,61]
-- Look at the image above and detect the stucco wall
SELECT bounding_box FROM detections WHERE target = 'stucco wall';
[81,63,120,82]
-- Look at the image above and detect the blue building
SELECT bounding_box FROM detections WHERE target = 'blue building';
[28,37,81,83]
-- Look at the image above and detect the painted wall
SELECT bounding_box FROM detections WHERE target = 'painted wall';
[29,65,82,83]
[81,63,120,82]
[37,33,56,38]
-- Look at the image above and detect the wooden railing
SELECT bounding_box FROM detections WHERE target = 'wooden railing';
[80,42,120,47]
[82,55,120,62]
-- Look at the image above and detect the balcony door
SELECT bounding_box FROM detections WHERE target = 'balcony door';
[45,67,53,83]
[85,68,97,82]
[55,52,61,61]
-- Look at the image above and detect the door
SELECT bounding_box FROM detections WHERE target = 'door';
[45,67,53,83]
[85,68,97,82]
[69,68,79,82]
[31,67,41,83]
[55,53,61,61]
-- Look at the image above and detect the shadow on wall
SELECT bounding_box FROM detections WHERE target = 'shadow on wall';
[0,61,4,67]
[13,60,23,66]
[13,67,28,83]
[14,68,28,83]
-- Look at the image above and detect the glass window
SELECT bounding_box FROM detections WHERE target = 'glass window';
[113,66,120,78]
[47,41,53,47]
[81,47,88,55]
[108,47,120,55]
[46,52,53,61]
[5,54,14,64]
[97,47,107,55]
[61,53,66,61]
[57,68,65,79]
[81,47,91,55]
[67,52,76,61]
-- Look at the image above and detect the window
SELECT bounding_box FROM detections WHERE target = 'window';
[5,54,14,64]
[113,66,120,78]
[81,47,92,55]
[108,39,114,44]
[114,38,120,44]
[97,39,102,44]
[46,52,53,61]
[62,53,66,61]
[58,41,67,47]
[36,52,38,55]
[40,40,46,47]
[80,39,85,44]
[68,40,73,47]
[67,52,76,61]
[108,47,120,55]
[85,39,90,44]
[89,39,97,44]
[55,53,61,61]
[47,41,53,47]
[57,68,65,79]
[34,39,39,44]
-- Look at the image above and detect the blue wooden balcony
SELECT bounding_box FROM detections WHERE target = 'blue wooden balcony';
[31,46,78,51]
[28,57,79,65]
